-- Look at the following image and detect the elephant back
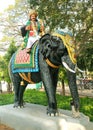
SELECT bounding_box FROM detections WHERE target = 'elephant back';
[11,42,39,73]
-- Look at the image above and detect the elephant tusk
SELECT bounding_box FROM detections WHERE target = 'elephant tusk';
[76,66,84,73]
[62,61,76,73]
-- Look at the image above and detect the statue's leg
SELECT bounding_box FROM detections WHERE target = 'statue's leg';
[9,56,27,108]
[67,71,80,110]
[47,69,59,115]
[39,54,58,115]
[12,73,21,107]
[12,73,27,108]
[51,69,58,93]
[18,83,27,107]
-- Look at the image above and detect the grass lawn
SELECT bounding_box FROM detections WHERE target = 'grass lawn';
[0,89,93,121]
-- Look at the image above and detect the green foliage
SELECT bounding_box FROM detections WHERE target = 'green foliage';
[28,0,93,71]
[24,89,47,106]
[80,97,93,121]
[0,93,14,105]
[0,0,92,72]
[0,89,93,121]
[57,94,72,110]
[58,66,68,83]
[0,56,8,81]
[77,47,93,71]
[4,41,17,62]
[0,41,17,82]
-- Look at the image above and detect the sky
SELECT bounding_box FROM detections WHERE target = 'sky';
[0,0,15,13]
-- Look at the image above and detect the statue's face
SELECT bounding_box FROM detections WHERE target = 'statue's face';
[30,14,37,21]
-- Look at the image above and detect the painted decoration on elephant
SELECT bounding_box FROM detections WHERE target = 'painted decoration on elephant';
[53,32,77,64]
[12,43,39,73]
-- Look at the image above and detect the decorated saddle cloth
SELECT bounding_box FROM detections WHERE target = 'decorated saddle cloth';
[12,42,39,73]
[53,30,77,64]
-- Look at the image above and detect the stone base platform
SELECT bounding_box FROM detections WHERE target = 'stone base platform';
[0,103,93,130]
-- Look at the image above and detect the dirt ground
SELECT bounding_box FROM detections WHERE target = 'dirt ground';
[0,124,14,130]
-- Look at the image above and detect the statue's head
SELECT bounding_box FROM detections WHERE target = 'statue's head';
[29,9,38,19]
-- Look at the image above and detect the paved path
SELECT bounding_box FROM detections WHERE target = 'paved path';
[56,87,93,98]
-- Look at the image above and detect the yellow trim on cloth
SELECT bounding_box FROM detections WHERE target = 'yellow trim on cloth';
[53,33,77,64]
[19,72,35,84]
[46,59,60,68]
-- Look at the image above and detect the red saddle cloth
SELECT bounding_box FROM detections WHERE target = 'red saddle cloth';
[15,49,30,64]
[12,42,39,73]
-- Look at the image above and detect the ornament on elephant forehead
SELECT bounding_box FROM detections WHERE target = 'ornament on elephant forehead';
[65,34,75,47]
[52,32,77,64]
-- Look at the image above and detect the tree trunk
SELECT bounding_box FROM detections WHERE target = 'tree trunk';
[61,79,65,95]
[7,83,12,93]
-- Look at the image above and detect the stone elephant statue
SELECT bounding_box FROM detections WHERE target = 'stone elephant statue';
[9,33,80,116]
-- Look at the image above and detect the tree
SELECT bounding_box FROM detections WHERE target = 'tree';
[0,0,92,74]
[28,0,93,72]
[58,67,68,95]
[0,41,17,92]
[77,47,93,71]
[0,0,30,49]
[0,56,5,81]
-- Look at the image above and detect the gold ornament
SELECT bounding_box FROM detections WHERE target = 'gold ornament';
[20,80,24,86]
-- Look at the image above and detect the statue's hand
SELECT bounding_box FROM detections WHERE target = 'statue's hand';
[25,25,31,30]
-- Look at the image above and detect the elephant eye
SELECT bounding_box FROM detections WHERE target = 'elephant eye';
[51,36,61,44]
[45,39,51,44]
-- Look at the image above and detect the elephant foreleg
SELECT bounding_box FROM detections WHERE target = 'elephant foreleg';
[39,55,58,115]
[42,72,58,116]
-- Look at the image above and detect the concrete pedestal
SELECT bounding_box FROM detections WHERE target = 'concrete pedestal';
[0,103,93,130]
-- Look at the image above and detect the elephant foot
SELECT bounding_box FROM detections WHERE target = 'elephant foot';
[47,107,59,116]
[72,110,80,118]
[71,105,80,118]
[13,101,25,108]
[70,100,80,118]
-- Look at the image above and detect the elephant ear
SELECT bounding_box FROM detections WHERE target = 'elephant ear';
[39,34,52,59]
[39,33,51,44]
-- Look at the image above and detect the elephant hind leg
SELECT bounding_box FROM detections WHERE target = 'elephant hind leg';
[13,80,20,107]
[18,84,27,107]
[12,75,27,108]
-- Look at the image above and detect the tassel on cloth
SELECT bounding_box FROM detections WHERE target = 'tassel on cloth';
[20,80,24,86]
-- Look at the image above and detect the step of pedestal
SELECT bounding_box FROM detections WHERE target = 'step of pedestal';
[0,103,93,130]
